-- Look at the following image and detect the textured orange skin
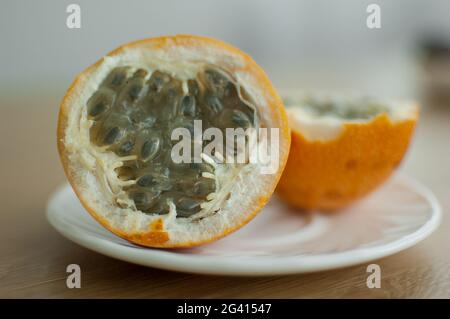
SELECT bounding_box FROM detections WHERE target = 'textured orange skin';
[57,35,290,248]
[276,113,417,211]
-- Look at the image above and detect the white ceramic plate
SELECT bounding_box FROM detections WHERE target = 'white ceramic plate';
[47,175,441,276]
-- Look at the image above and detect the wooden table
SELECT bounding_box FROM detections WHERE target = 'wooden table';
[1,94,449,298]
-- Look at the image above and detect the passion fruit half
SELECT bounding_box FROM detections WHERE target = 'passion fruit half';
[57,35,290,248]
[277,91,418,211]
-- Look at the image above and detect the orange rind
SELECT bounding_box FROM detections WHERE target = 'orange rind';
[276,92,418,211]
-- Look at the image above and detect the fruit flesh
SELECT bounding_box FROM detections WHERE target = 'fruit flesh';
[87,65,258,218]
[284,95,390,120]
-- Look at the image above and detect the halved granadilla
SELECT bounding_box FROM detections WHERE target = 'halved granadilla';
[57,35,290,248]
[277,91,418,211]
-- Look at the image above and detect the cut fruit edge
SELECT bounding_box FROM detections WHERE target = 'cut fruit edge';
[280,90,419,142]
[57,35,290,248]
[276,89,419,211]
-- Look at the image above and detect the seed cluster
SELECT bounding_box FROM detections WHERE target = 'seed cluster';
[285,96,389,120]
[87,65,257,217]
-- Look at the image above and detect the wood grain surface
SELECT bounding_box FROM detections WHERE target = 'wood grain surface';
[0,94,449,298]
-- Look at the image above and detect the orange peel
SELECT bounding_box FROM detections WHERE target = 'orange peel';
[276,92,418,211]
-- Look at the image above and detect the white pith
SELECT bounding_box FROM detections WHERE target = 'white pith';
[61,39,286,246]
[281,91,419,142]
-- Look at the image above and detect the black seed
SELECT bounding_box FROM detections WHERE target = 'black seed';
[87,90,114,119]
[150,199,170,215]
[141,138,160,161]
[178,198,201,210]
[176,198,202,217]
[104,67,128,88]
[111,74,125,86]
[103,127,121,145]
[122,69,147,101]
[88,101,106,117]
[205,95,223,113]
[149,78,163,92]
[204,69,232,98]
[238,101,256,123]
[194,179,216,197]
[131,191,160,211]
[180,95,196,117]
[205,69,227,88]
[167,88,177,99]
[231,110,251,127]
[189,163,214,178]
[148,71,169,93]
[131,192,147,206]
[128,84,142,100]
[177,209,200,217]
[137,175,156,187]
[224,81,236,97]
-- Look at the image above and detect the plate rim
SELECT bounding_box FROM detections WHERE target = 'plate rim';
[46,175,442,276]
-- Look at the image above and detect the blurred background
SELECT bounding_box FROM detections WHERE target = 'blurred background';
[2,0,450,96]
[2,0,450,209]
[1,0,450,297]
